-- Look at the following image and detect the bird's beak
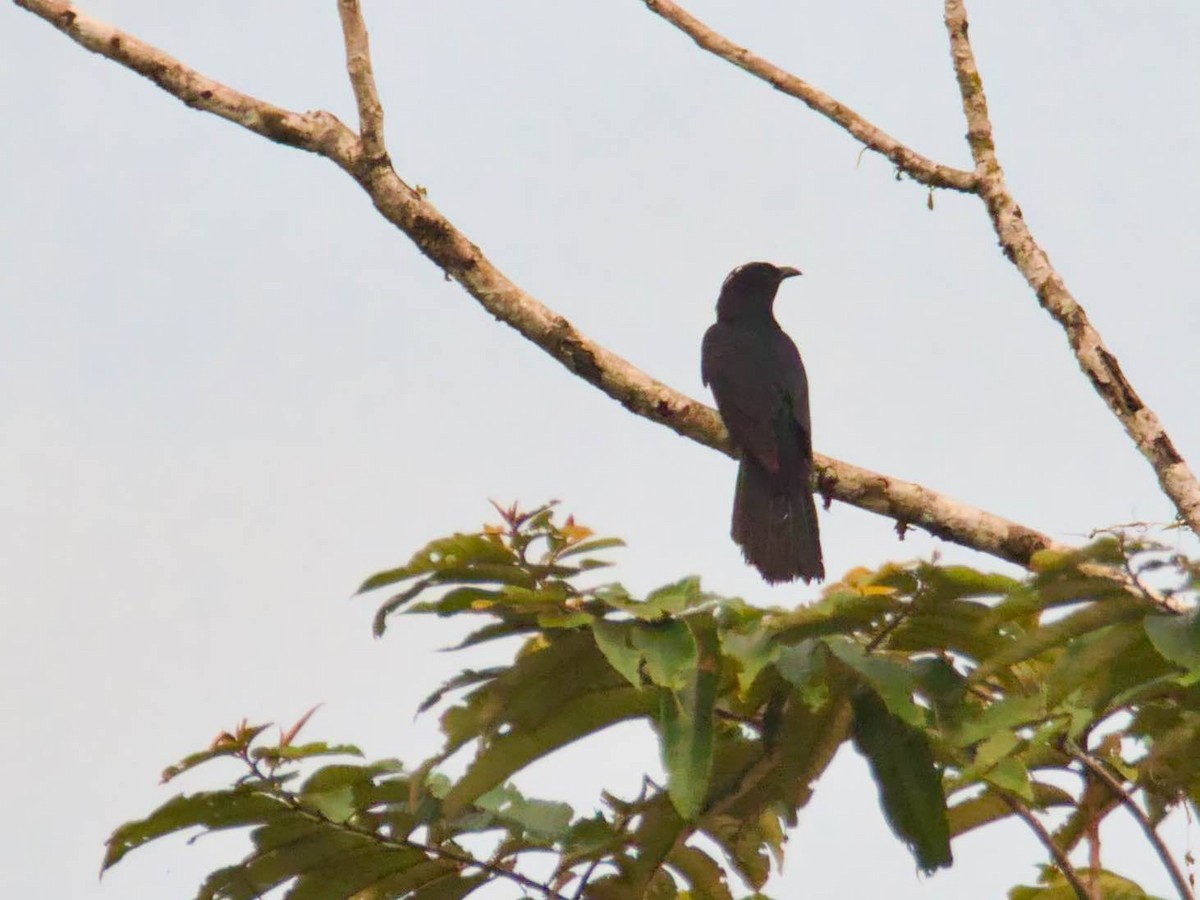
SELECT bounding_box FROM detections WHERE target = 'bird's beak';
[778,266,802,279]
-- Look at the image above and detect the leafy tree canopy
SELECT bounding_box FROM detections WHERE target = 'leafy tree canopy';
[105,504,1198,899]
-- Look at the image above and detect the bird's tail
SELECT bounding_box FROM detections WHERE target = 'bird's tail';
[731,457,824,584]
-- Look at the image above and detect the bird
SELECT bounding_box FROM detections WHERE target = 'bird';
[701,261,824,584]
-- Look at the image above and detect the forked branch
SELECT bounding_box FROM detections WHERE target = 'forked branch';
[336,0,386,159]
[642,0,977,192]
[942,0,1200,537]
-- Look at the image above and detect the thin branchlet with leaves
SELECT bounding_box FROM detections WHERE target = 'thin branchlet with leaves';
[106,505,1200,899]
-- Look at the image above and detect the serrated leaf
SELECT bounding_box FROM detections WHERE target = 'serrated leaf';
[251,742,363,764]
[103,790,291,870]
[1009,866,1158,899]
[198,822,378,900]
[359,534,519,594]
[1145,609,1200,671]
[982,757,1033,801]
[660,619,718,820]
[417,586,506,617]
[920,565,1022,601]
[911,657,967,729]
[775,639,826,690]
[284,843,426,900]
[667,844,734,900]
[634,620,699,690]
[769,591,896,643]
[851,689,951,873]
[950,693,1046,748]
[721,627,779,694]
[500,796,574,840]
[640,576,709,618]
[558,536,625,559]
[418,668,508,715]
[948,783,1074,837]
[441,685,658,818]
[344,858,475,900]
[970,596,1150,685]
[826,638,922,727]
[593,620,644,687]
[537,610,594,629]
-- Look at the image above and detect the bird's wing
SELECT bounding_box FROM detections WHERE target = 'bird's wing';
[774,330,813,457]
[702,323,785,474]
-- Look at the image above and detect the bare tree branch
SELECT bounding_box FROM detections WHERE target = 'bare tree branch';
[11,0,360,160]
[1070,748,1195,900]
[10,0,1097,572]
[1000,793,1094,900]
[336,0,386,160]
[641,0,978,192]
[942,0,1200,536]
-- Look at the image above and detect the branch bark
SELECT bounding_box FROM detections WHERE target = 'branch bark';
[1001,793,1095,900]
[9,0,1086,572]
[642,0,977,192]
[942,0,1200,536]
[336,0,386,160]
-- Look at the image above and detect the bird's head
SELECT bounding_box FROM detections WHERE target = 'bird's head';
[715,261,801,321]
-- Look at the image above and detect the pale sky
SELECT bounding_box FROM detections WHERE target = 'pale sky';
[3,2,1199,897]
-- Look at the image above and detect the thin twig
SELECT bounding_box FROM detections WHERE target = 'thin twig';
[1071,748,1195,900]
[335,0,387,159]
[942,0,1200,537]
[642,0,976,192]
[1000,792,1094,900]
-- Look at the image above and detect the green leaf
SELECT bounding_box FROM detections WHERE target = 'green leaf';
[826,638,922,727]
[103,790,291,871]
[558,536,626,559]
[950,693,1046,748]
[341,859,479,900]
[416,586,505,616]
[911,657,967,729]
[920,565,1022,600]
[948,783,1074,837]
[640,576,709,618]
[251,742,363,764]
[768,590,896,643]
[593,620,644,687]
[506,796,574,839]
[441,685,657,818]
[659,619,719,820]
[982,757,1033,801]
[537,610,594,629]
[283,843,427,900]
[721,626,779,694]
[199,822,383,900]
[970,595,1150,685]
[850,689,952,874]
[359,534,519,593]
[634,620,699,690]
[418,667,508,715]
[774,639,830,709]
[1009,866,1159,899]
[1146,609,1200,671]
[667,844,734,900]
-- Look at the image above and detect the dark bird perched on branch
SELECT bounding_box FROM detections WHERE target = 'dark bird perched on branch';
[702,262,824,583]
